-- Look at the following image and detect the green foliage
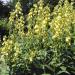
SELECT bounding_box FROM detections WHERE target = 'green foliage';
[0,58,9,75]
[0,0,75,75]
[0,19,8,28]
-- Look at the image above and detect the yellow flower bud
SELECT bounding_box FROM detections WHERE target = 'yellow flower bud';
[66,36,71,42]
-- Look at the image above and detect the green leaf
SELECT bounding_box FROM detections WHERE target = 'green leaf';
[42,74,51,75]
[60,66,66,71]
[57,71,70,75]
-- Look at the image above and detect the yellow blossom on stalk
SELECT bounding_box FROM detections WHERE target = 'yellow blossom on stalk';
[27,0,50,35]
[66,36,71,45]
[13,42,21,62]
[51,0,73,40]
[50,0,74,66]
[9,1,25,37]
[28,49,37,62]
[1,1,25,66]
[2,39,13,57]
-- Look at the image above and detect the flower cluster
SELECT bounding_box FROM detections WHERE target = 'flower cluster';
[51,0,73,44]
[50,0,75,66]
[27,0,50,35]
[0,0,75,74]
[1,1,25,67]
[9,1,25,37]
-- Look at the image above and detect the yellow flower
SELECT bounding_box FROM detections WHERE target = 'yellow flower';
[42,20,46,24]
[29,57,33,62]
[34,25,39,29]
[39,7,43,10]
[66,36,71,42]
[29,12,33,16]
[33,4,37,8]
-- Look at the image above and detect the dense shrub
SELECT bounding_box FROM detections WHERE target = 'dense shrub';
[0,0,75,75]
